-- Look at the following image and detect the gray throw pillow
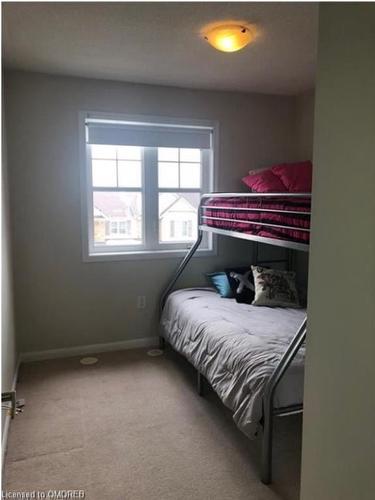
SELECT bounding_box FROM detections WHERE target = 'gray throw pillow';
[251,266,301,308]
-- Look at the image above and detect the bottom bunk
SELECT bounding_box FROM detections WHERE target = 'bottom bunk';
[160,287,306,440]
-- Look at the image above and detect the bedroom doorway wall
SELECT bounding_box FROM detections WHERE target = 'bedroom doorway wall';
[301,4,375,500]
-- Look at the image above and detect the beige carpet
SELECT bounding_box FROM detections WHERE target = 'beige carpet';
[3,348,302,500]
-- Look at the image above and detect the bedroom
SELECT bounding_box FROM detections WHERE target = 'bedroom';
[1,2,374,500]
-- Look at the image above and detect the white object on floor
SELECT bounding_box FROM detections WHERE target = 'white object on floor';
[80,356,99,365]
[147,349,164,357]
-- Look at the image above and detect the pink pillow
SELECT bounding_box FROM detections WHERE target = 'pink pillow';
[271,161,313,192]
[242,169,286,193]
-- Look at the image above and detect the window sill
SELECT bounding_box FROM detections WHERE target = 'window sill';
[83,247,216,263]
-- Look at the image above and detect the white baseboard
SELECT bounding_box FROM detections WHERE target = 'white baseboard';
[20,336,159,363]
[2,356,21,469]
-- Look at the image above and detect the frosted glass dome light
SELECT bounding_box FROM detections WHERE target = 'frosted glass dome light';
[203,24,254,53]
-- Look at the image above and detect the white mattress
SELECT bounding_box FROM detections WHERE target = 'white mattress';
[161,288,306,438]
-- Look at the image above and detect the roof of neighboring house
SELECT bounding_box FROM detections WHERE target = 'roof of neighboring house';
[93,192,141,219]
[159,193,198,218]
[94,206,107,219]
[94,192,198,220]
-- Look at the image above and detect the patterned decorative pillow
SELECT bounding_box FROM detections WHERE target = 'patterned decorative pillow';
[251,266,301,308]
[225,266,255,304]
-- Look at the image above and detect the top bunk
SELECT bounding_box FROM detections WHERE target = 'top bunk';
[198,192,311,252]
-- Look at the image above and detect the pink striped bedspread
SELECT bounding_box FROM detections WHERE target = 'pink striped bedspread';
[201,196,311,245]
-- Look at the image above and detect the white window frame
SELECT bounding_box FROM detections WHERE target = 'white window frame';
[79,111,218,262]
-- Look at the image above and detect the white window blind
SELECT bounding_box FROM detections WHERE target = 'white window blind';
[86,121,212,149]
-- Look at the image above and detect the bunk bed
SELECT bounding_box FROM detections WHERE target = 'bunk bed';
[159,192,310,485]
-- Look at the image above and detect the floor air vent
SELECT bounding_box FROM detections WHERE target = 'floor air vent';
[80,356,99,365]
[147,349,163,357]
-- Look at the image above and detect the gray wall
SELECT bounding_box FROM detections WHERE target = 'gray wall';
[295,91,315,160]
[301,4,375,500]
[2,117,18,406]
[4,71,302,353]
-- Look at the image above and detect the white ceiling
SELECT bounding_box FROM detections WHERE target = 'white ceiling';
[2,2,318,95]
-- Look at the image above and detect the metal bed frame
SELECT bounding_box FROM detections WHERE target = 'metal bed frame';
[159,192,309,484]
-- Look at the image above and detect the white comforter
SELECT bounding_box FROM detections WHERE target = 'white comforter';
[161,288,306,438]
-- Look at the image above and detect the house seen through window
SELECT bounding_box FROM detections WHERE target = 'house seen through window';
[83,116,214,258]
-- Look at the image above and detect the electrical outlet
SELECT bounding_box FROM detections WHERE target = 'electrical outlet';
[137,295,146,309]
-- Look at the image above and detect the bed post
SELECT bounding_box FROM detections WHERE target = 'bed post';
[261,318,307,484]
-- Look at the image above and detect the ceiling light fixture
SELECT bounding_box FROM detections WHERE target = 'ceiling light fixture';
[203,24,254,53]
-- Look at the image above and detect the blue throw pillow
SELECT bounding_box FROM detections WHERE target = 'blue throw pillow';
[206,272,234,298]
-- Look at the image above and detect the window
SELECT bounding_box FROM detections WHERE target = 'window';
[119,220,131,235]
[110,221,118,235]
[182,220,193,238]
[169,221,176,238]
[81,114,215,260]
